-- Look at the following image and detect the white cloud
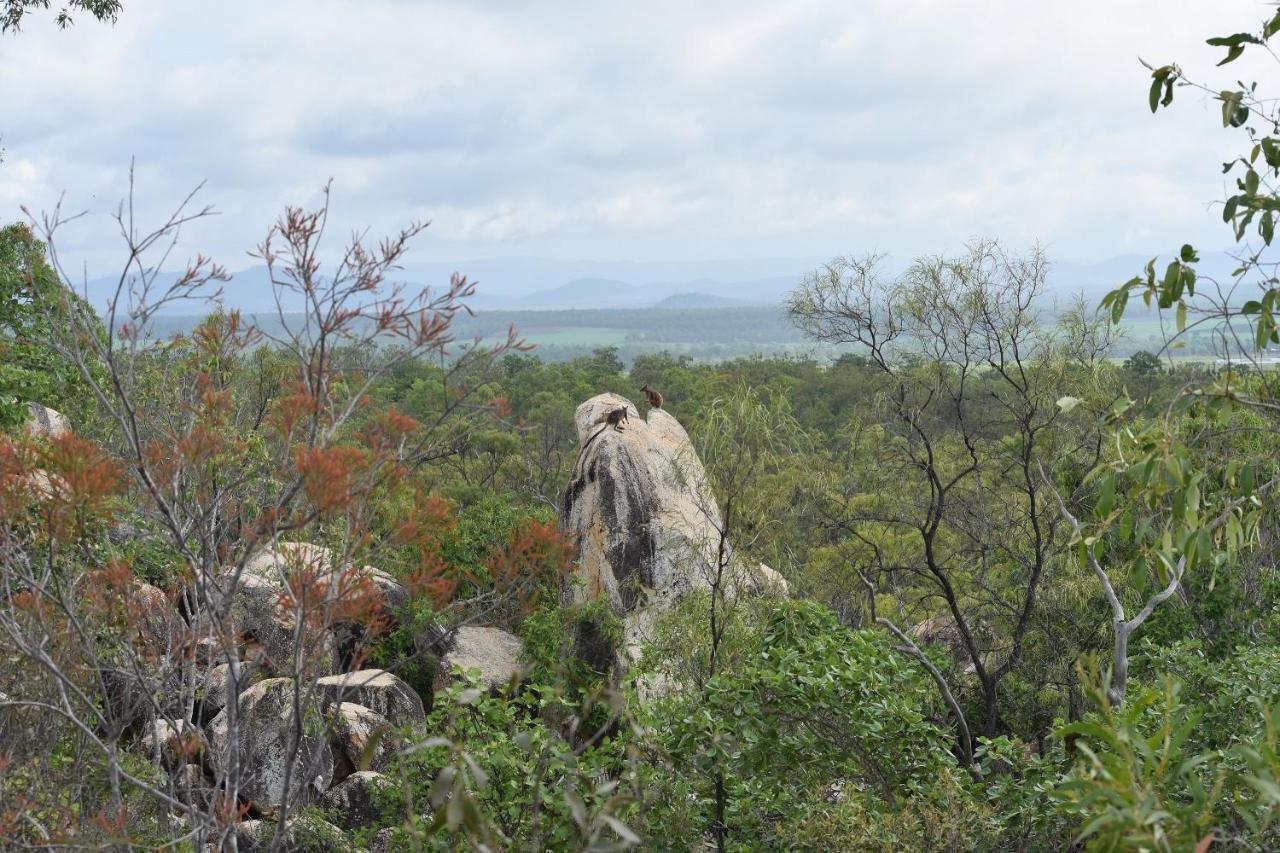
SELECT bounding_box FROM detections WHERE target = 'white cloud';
[0,0,1272,276]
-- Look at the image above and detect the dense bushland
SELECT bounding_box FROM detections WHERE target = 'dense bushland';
[8,5,1280,851]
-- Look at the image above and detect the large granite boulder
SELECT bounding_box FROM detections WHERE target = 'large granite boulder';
[314,669,424,728]
[560,394,781,645]
[197,659,258,719]
[206,678,334,809]
[193,550,343,676]
[140,717,206,769]
[229,816,346,851]
[435,625,524,691]
[245,542,409,616]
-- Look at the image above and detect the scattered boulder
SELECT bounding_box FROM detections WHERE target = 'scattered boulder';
[90,581,191,734]
[318,770,389,830]
[130,582,184,659]
[750,563,789,596]
[435,625,524,691]
[361,564,410,616]
[230,815,347,851]
[199,568,337,676]
[24,402,68,440]
[246,542,408,617]
[907,614,989,675]
[328,702,399,778]
[315,669,424,728]
[367,827,400,853]
[207,678,334,809]
[141,717,205,768]
[198,659,258,719]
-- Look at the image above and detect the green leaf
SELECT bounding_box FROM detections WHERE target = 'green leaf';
[601,815,642,844]
[1176,300,1187,332]
[1206,33,1262,48]
[1110,287,1131,324]
[1218,44,1246,65]
[1180,244,1199,263]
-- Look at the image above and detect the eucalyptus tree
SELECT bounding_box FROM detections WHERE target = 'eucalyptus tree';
[790,240,1111,738]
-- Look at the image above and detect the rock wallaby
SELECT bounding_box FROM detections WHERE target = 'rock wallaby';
[573,406,629,478]
[640,384,663,409]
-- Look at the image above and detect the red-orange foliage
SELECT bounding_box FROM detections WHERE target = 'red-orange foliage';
[486,520,578,617]
[294,445,374,517]
[37,432,123,527]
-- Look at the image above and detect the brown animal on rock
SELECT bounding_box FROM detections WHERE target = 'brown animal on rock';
[640,384,663,409]
[573,406,630,478]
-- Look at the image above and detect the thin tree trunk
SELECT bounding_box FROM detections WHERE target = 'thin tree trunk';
[878,617,975,768]
[1110,621,1129,706]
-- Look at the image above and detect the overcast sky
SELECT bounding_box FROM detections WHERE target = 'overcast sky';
[0,0,1273,275]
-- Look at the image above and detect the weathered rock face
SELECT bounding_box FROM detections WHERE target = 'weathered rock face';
[244,542,409,617]
[318,770,389,830]
[24,402,68,440]
[315,669,425,728]
[171,763,213,806]
[560,395,724,617]
[908,614,988,676]
[198,660,257,719]
[560,394,783,645]
[212,569,336,676]
[436,625,524,691]
[230,816,346,851]
[327,702,399,777]
[207,678,334,809]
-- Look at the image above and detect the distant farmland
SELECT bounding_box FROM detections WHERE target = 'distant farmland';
[145,305,1210,365]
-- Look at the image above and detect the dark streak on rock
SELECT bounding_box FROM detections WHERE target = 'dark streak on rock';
[596,441,656,611]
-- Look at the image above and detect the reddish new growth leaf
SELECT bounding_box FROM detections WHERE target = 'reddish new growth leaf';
[395,492,459,606]
[274,548,391,670]
[82,557,133,624]
[192,309,261,357]
[358,406,419,458]
[30,432,124,539]
[90,803,132,844]
[294,445,373,517]
[486,520,578,616]
[267,382,322,442]
[0,433,39,520]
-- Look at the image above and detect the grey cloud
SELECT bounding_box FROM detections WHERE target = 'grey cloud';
[0,0,1270,274]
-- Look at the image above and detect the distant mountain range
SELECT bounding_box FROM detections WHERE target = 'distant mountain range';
[71,250,1248,318]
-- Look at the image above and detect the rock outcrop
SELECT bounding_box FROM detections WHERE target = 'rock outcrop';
[141,717,205,768]
[560,394,784,645]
